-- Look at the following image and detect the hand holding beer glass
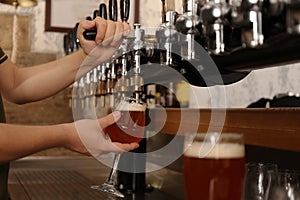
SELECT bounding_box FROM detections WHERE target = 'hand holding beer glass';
[91,97,146,198]
[184,133,246,200]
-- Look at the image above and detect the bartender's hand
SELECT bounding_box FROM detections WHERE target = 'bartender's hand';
[65,111,139,157]
[77,17,131,56]
[76,17,130,72]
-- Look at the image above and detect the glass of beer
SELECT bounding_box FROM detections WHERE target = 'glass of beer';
[183,133,246,200]
[104,97,146,143]
[91,97,146,198]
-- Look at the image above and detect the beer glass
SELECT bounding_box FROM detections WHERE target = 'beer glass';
[264,170,300,200]
[183,133,246,200]
[91,97,146,198]
[244,163,278,200]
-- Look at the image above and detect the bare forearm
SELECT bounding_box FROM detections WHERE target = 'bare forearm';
[0,112,139,164]
[0,50,87,104]
[0,18,130,104]
[0,123,71,163]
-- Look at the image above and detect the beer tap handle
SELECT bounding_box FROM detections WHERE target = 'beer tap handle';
[83,4,108,41]
[99,3,108,20]
[109,0,118,22]
[83,14,96,40]
[161,0,166,23]
[63,34,69,55]
[86,16,92,21]
[93,10,99,19]
[83,30,97,41]
[120,0,130,22]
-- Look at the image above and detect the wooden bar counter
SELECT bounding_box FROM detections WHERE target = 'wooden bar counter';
[8,108,300,199]
[149,108,300,152]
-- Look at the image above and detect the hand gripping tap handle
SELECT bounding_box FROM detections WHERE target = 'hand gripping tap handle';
[83,3,108,40]
[83,0,130,41]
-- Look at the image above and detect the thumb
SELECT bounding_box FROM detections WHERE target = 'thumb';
[98,111,121,129]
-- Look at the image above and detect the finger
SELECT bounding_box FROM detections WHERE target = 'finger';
[123,22,131,37]
[80,20,96,30]
[102,20,116,47]
[77,20,96,40]
[111,21,124,46]
[113,142,140,152]
[94,17,107,45]
[98,111,121,129]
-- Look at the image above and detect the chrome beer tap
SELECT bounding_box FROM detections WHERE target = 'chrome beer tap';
[176,0,201,59]
[83,72,91,109]
[104,0,120,107]
[157,10,178,66]
[72,81,79,109]
[106,61,118,108]
[130,24,145,100]
[231,0,264,47]
[96,64,107,108]
[84,69,98,113]
[286,0,300,34]
[200,0,230,54]
[116,35,130,100]
[115,51,130,102]
[90,67,98,108]
[243,0,264,47]
[111,0,131,102]
[78,77,85,109]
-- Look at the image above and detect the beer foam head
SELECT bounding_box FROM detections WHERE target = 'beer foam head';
[185,142,245,159]
[116,100,145,111]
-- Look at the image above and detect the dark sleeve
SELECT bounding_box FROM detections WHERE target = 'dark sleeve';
[0,47,8,64]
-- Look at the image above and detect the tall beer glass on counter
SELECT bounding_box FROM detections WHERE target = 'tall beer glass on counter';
[91,97,146,197]
[184,133,246,200]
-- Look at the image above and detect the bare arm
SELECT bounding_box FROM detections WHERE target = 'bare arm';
[0,112,138,164]
[0,50,86,103]
[0,18,130,104]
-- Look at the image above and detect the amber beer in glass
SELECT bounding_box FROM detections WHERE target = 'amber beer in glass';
[184,133,245,200]
[104,98,146,143]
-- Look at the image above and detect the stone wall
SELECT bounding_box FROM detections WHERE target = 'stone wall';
[0,13,75,156]
[0,13,72,124]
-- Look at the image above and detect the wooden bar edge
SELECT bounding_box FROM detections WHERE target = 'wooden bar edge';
[148,108,300,152]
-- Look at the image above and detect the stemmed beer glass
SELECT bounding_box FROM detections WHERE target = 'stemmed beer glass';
[244,162,278,200]
[264,169,300,200]
[91,96,146,198]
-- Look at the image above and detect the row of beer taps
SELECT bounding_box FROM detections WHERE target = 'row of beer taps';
[64,0,300,111]
[160,0,300,56]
